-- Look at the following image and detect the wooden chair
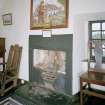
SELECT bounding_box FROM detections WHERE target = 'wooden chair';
[0,38,5,71]
[0,44,22,96]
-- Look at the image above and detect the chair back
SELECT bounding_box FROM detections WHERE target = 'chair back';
[6,44,22,76]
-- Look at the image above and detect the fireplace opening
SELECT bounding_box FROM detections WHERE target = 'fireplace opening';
[33,49,66,92]
[29,35,73,95]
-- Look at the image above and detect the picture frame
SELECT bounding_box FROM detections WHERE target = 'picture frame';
[2,13,12,25]
[30,0,68,30]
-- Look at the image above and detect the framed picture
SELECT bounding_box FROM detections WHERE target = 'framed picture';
[30,0,69,29]
[2,13,12,25]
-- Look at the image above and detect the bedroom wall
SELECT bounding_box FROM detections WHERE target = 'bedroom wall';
[0,0,105,94]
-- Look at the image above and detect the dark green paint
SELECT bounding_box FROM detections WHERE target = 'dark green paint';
[29,34,73,95]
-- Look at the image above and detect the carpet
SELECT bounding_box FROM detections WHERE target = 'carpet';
[0,97,23,105]
[14,83,73,105]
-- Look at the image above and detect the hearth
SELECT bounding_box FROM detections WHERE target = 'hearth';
[29,35,73,95]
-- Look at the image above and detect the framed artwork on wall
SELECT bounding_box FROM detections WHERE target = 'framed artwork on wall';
[30,0,69,30]
[2,13,12,25]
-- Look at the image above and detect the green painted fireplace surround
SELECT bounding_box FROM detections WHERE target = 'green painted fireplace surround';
[29,34,73,95]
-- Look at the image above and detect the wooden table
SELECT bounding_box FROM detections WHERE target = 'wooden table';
[80,70,105,105]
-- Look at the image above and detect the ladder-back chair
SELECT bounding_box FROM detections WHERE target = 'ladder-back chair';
[0,44,22,96]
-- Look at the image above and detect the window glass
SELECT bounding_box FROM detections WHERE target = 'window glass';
[103,49,105,56]
[102,41,105,48]
[102,22,105,30]
[102,31,105,39]
[92,23,100,30]
[90,20,105,62]
[92,49,95,56]
[91,41,95,48]
[92,31,101,39]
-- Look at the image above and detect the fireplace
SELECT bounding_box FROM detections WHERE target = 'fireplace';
[29,35,73,95]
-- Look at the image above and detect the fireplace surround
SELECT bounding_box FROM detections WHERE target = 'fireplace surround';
[29,34,73,95]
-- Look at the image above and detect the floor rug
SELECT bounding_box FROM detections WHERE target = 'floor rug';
[0,97,23,105]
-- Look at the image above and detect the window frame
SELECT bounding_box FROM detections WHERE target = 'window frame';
[89,20,105,63]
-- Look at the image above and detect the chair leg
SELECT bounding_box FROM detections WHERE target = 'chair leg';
[1,92,4,96]
[1,84,5,96]
[13,79,17,87]
[80,78,83,105]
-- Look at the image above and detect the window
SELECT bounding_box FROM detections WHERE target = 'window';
[89,20,105,62]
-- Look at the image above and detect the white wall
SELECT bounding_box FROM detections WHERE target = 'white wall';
[0,0,105,95]
[72,12,105,94]
[71,0,105,15]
